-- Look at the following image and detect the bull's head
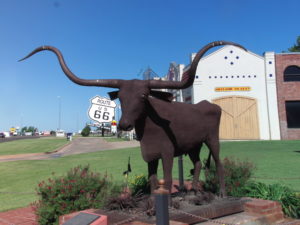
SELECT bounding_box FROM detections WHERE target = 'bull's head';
[19,41,246,131]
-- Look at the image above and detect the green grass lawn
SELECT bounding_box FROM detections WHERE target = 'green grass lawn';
[0,137,68,155]
[0,140,300,211]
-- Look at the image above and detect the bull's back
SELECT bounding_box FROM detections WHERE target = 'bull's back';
[195,100,221,121]
[177,100,221,140]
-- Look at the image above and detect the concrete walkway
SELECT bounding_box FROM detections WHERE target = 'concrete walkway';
[0,137,140,162]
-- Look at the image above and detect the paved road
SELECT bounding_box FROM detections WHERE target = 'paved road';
[0,136,40,143]
[58,137,140,156]
[0,137,140,162]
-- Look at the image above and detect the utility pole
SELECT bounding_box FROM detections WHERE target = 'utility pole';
[57,96,61,130]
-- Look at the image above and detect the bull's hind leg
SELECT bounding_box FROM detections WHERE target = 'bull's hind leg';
[148,159,159,193]
[205,139,226,197]
[162,155,174,193]
[188,145,202,191]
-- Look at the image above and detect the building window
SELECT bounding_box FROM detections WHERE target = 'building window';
[284,65,300,82]
[286,101,300,128]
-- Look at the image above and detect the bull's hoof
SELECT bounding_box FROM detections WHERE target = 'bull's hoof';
[219,190,227,198]
[184,191,214,205]
[191,180,205,193]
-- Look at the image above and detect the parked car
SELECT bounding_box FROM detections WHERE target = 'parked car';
[0,132,5,138]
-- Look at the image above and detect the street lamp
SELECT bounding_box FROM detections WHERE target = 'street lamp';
[57,96,61,131]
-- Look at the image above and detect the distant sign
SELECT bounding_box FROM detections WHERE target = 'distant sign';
[215,86,251,92]
[88,96,116,123]
[10,127,16,133]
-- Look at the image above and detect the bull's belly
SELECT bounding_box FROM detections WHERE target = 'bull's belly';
[137,123,206,162]
[139,138,203,162]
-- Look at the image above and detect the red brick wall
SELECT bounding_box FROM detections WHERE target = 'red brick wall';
[275,53,300,139]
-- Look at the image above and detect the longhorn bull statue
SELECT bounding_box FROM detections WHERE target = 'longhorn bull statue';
[20,41,246,196]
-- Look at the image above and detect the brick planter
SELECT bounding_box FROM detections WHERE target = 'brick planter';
[244,198,285,224]
[59,198,300,225]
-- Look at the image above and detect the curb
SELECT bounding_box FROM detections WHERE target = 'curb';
[45,141,72,154]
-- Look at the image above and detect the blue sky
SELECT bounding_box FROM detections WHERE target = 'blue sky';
[0,0,299,132]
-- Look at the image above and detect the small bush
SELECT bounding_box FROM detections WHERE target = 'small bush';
[129,174,150,196]
[204,157,255,196]
[241,182,300,219]
[81,125,91,137]
[33,165,122,225]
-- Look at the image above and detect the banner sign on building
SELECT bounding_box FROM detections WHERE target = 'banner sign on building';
[88,96,116,123]
[215,86,251,92]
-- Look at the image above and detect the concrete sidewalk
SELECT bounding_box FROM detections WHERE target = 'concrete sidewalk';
[0,137,140,162]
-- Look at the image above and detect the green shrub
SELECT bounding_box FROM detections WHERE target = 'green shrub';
[204,157,255,196]
[129,174,150,196]
[33,165,122,225]
[81,125,91,137]
[241,182,300,219]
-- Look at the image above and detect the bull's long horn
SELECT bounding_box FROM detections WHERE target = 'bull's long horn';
[148,41,247,89]
[19,46,122,88]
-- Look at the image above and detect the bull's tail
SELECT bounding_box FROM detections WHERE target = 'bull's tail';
[189,151,212,177]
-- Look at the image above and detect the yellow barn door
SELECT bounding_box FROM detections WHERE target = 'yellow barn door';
[213,96,260,140]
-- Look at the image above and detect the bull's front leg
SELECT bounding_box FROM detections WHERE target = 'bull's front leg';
[148,159,159,193]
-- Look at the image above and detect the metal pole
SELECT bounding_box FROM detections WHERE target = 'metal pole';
[154,179,169,225]
[178,155,184,190]
[57,96,61,130]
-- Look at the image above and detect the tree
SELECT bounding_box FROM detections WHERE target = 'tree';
[81,125,91,137]
[21,126,37,133]
[288,36,300,52]
[21,126,27,133]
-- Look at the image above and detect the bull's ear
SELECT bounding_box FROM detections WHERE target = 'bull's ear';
[108,91,119,100]
[150,90,174,102]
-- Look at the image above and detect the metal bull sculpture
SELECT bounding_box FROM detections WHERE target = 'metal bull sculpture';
[20,41,246,197]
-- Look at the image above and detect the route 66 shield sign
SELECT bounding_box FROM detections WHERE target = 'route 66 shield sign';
[88,96,116,123]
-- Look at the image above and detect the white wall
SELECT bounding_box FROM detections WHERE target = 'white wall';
[264,52,281,139]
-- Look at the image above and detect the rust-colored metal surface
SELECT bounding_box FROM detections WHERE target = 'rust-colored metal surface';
[94,198,246,225]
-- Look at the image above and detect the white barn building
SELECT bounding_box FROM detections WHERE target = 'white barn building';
[167,45,281,140]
